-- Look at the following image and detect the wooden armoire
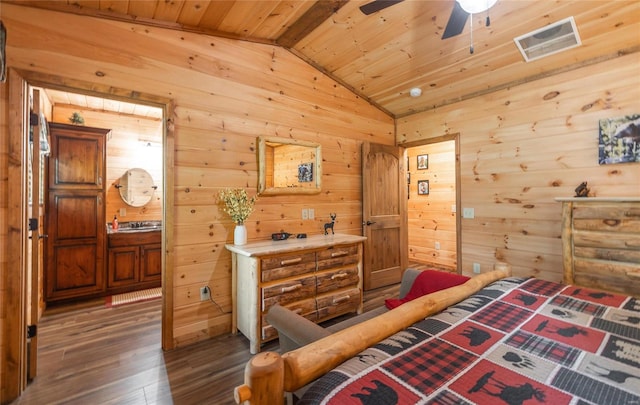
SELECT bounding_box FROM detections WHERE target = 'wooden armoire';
[45,123,109,302]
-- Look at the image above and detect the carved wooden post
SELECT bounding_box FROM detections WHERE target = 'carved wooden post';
[234,351,284,405]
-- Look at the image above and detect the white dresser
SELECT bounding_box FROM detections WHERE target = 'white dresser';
[226,233,366,353]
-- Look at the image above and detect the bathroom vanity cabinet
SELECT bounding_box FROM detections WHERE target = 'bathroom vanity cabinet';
[107,230,162,293]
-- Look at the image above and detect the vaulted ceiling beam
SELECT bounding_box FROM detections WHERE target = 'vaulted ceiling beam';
[276,0,348,48]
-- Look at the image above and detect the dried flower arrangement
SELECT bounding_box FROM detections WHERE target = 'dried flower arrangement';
[218,188,258,225]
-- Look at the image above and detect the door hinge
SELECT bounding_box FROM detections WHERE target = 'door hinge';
[29,112,39,126]
[27,325,37,338]
[29,218,38,231]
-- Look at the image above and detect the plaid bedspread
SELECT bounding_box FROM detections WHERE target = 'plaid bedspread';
[299,277,640,405]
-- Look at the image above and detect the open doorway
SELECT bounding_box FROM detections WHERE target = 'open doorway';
[6,71,174,397]
[39,88,164,306]
[404,135,460,273]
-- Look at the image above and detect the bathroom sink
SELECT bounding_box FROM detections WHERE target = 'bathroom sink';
[108,221,162,234]
[114,226,161,233]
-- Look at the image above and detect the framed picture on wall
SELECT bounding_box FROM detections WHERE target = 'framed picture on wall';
[298,162,313,182]
[417,154,428,170]
[418,180,429,195]
[598,114,640,165]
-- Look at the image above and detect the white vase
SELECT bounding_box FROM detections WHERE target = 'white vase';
[234,224,247,245]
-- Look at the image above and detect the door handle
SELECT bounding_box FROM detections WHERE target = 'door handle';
[363,221,376,226]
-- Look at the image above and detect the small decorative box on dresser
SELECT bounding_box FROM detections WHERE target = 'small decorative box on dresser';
[557,197,640,297]
[226,234,366,354]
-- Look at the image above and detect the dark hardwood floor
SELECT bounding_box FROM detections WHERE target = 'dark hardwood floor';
[11,283,404,405]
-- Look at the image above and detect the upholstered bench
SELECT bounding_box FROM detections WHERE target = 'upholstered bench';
[266,268,470,354]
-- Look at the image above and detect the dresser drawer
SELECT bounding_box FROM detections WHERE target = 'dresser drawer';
[316,245,359,271]
[262,275,316,311]
[316,287,361,321]
[261,298,317,341]
[261,252,316,282]
[316,266,360,294]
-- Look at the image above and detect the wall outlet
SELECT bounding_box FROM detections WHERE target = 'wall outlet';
[463,208,475,219]
[302,208,309,220]
[473,263,481,274]
[308,208,315,219]
[200,286,210,301]
[435,241,441,250]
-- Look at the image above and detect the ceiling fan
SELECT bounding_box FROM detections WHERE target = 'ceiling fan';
[359,0,496,42]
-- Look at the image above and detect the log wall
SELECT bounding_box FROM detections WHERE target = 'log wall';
[398,52,640,281]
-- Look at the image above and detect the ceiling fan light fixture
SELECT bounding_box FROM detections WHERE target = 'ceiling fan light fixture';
[457,0,498,14]
[409,87,422,97]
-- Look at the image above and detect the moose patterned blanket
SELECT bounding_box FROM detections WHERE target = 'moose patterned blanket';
[299,277,640,405]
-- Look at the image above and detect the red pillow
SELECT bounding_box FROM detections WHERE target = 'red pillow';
[385,270,470,309]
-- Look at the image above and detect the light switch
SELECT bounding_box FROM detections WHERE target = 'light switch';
[119,208,126,217]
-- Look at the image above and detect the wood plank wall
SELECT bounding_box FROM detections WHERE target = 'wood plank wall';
[407,142,456,270]
[0,3,394,367]
[398,52,640,281]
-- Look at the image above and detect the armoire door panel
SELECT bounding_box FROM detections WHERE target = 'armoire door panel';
[53,193,100,240]
[46,123,108,302]
[48,123,106,190]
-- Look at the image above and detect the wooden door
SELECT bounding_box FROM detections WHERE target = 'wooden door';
[27,88,46,381]
[46,123,108,302]
[362,142,408,290]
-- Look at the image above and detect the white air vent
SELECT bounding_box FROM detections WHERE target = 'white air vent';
[514,17,581,62]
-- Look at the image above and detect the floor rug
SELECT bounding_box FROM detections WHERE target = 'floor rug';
[105,287,162,308]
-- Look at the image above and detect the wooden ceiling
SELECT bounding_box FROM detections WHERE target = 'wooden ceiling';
[9,1,640,118]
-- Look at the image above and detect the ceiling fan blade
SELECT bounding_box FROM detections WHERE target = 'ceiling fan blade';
[359,0,404,15]
[442,1,469,39]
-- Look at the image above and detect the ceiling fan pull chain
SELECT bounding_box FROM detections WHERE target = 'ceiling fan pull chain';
[469,13,474,54]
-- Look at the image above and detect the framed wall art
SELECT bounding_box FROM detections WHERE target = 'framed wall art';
[598,114,640,165]
[298,162,313,182]
[417,154,428,170]
[418,180,429,195]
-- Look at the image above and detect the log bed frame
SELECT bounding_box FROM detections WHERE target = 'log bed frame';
[233,263,512,404]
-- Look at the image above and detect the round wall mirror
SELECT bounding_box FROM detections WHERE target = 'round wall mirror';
[117,168,156,207]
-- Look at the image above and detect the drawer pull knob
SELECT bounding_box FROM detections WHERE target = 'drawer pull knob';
[331,273,348,280]
[624,210,640,218]
[281,284,302,293]
[333,295,350,304]
[280,257,302,266]
[331,251,349,258]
